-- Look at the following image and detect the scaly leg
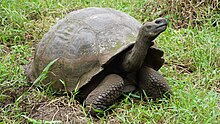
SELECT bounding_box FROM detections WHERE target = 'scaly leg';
[137,66,171,100]
[85,74,124,116]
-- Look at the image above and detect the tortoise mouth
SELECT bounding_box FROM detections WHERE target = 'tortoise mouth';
[156,23,167,31]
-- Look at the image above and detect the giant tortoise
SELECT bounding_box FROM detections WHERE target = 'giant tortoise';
[26,7,171,116]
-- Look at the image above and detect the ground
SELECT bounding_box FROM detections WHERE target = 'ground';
[0,0,219,123]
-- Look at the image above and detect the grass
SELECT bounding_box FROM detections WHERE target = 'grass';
[0,0,219,123]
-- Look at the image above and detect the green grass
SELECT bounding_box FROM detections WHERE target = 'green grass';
[0,0,219,123]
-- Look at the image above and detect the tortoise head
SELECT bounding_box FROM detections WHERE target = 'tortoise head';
[140,18,168,41]
[121,18,167,72]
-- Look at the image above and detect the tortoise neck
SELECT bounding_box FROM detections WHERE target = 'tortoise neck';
[122,30,152,72]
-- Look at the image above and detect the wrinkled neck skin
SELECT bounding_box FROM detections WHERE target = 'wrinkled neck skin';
[122,29,153,72]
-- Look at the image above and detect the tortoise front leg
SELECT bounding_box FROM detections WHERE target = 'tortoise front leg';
[85,74,124,116]
[137,66,171,100]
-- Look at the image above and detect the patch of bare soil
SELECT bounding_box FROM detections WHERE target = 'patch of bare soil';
[19,91,122,123]
[0,86,29,108]
[19,92,88,123]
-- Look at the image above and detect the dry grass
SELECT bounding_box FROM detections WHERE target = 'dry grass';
[142,0,219,28]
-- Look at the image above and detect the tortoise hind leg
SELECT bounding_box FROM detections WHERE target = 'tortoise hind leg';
[137,66,171,100]
[85,74,124,116]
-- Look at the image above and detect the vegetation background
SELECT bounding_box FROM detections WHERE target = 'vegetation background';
[0,0,219,123]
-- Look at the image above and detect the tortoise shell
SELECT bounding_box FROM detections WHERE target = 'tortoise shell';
[27,7,164,92]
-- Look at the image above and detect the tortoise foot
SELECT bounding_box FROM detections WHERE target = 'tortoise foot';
[138,66,172,100]
[85,74,124,116]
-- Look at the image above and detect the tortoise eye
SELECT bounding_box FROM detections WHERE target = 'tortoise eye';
[146,25,152,29]
[155,19,162,24]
